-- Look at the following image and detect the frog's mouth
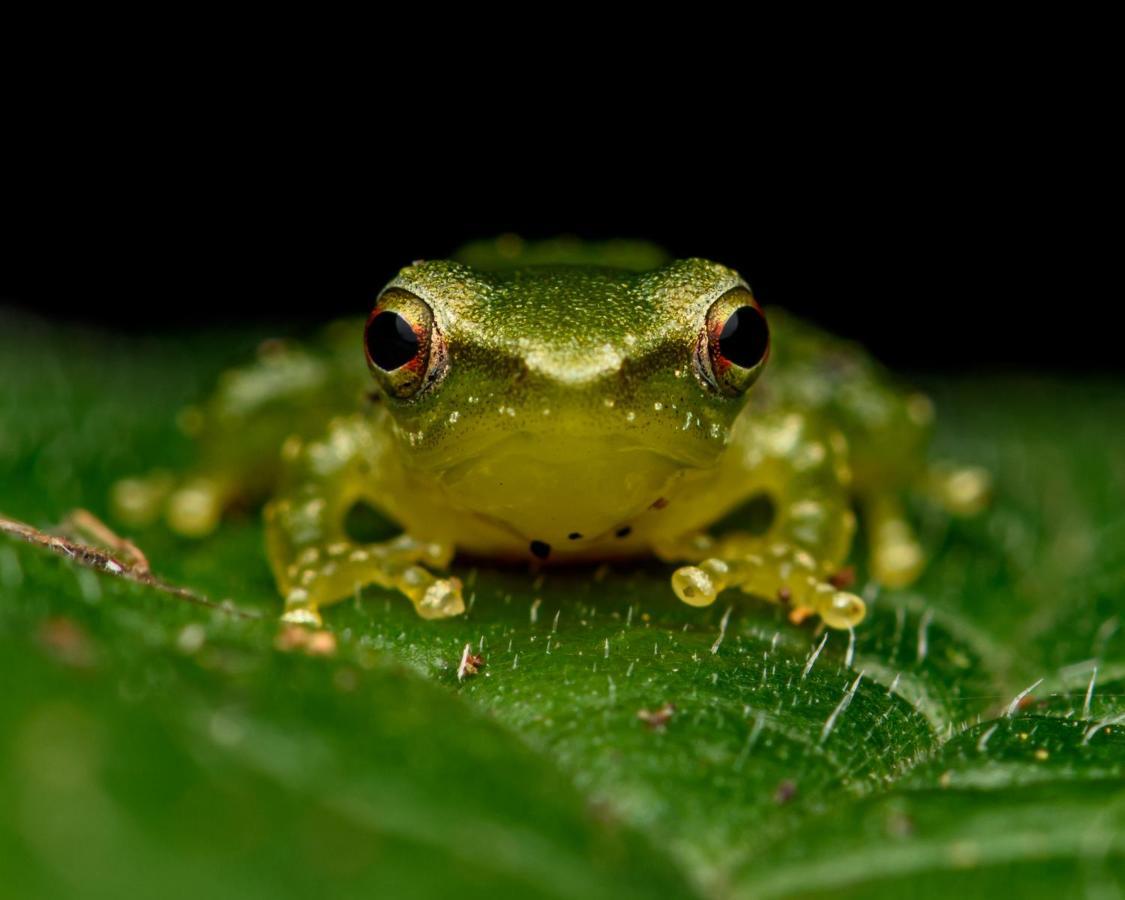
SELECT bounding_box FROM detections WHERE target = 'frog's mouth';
[428,432,718,556]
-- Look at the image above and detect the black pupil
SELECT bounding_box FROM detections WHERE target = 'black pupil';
[718,306,769,368]
[367,311,419,370]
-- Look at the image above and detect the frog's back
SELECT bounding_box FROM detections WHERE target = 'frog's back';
[753,309,935,487]
[453,235,671,272]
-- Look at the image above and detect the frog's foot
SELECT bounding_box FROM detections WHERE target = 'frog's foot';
[267,510,464,623]
[110,471,175,529]
[166,475,238,537]
[280,604,324,627]
[858,465,990,590]
[860,492,926,589]
[111,470,237,538]
[656,533,865,630]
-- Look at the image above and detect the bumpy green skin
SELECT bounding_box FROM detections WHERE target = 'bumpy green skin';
[112,238,987,629]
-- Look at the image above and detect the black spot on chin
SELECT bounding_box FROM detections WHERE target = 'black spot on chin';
[530,540,551,559]
[615,526,632,538]
[568,532,582,540]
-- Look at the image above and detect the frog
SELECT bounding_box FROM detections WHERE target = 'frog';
[110,236,989,630]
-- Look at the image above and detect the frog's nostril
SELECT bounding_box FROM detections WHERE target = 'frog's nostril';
[568,532,582,540]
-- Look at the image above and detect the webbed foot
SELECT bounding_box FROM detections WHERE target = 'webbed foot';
[658,533,865,630]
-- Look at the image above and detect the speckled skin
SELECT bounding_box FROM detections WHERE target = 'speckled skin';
[111,238,988,629]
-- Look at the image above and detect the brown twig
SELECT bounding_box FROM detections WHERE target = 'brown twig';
[0,510,262,620]
[62,508,152,575]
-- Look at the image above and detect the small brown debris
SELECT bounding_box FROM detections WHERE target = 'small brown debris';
[828,567,856,589]
[586,797,618,826]
[637,702,676,732]
[306,631,337,656]
[773,779,798,805]
[650,497,670,510]
[457,643,485,681]
[777,586,792,604]
[37,616,97,669]
[63,509,151,575]
[788,605,814,626]
[257,337,290,358]
[275,625,310,652]
[0,510,260,621]
[275,624,337,657]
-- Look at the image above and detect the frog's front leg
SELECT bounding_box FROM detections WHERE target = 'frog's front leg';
[111,329,366,538]
[655,413,865,630]
[858,461,991,589]
[264,415,464,626]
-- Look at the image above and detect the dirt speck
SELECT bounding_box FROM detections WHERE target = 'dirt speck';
[637,702,676,732]
[773,779,798,805]
[37,617,97,669]
[275,625,337,657]
[458,644,485,681]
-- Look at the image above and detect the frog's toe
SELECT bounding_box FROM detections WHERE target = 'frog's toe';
[281,598,323,627]
[412,574,465,620]
[818,587,866,629]
[664,535,863,629]
[672,564,720,607]
[110,472,174,527]
[872,539,924,588]
[863,493,926,588]
[925,463,992,517]
[167,476,227,537]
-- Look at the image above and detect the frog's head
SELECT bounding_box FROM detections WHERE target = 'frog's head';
[363,258,769,555]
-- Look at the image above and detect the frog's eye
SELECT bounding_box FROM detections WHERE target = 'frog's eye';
[365,289,445,398]
[367,311,419,370]
[695,287,770,396]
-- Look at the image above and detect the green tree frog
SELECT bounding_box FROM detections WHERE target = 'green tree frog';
[111,237,988,630]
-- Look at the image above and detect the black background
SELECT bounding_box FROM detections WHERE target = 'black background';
[0,23,1115,377]
[0,159,1107,375]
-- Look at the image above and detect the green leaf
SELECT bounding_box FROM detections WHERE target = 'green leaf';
[2,310,1123,898]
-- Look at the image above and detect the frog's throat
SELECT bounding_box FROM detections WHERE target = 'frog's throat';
[423,433,720,551]
[407,425,724,474]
